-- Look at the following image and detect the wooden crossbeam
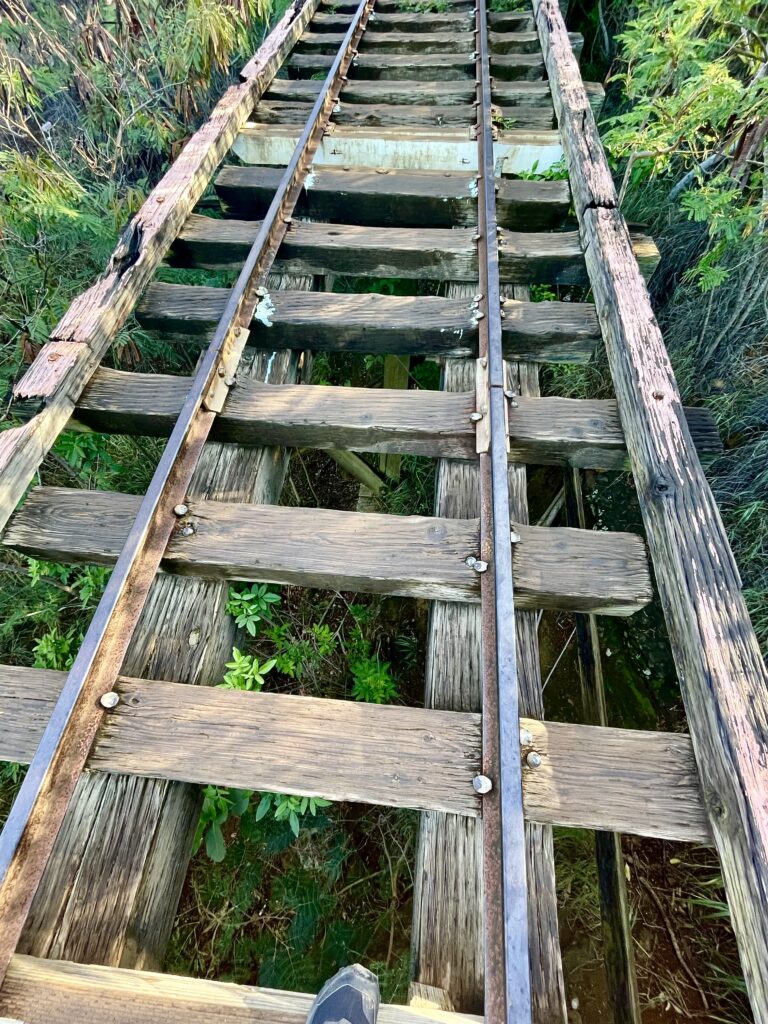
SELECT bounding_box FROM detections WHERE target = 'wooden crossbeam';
[215,164,571,229]
[135,286,600,364]
[287,52,562,81]
[3,487,652,613]
[253,100,556,130]
[312,10,479,31]
[293,29,581,56]
[232,123,563,174]
[298,30,476,54]
[73,369,721,470]
[264,77,604,112]
[0,665,710,841]
[0,954,482,1024]
[171,216,659,283]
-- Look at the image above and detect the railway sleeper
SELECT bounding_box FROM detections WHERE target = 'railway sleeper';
[0,663,710,843]
[135,284,600,363]
[72,368,721,472]
[3,486,653,615]
[169,216,660,282]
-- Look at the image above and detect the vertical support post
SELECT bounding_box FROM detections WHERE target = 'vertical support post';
[562,467,641,1024]
[379,355,410,481]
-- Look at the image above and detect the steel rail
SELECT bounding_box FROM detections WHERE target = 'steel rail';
[474,0,532,1021]
[0,0,373,984]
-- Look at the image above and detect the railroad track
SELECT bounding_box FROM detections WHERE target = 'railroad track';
[0,0,766,1022]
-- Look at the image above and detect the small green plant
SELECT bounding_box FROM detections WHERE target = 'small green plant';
[493,113,518,131]
[194,785,252,862]
[226,583,281,636]
[515,158,569,181]
[266,622,337,680]
[530,284,557,302]
[255,791,332,837]
[397,0,448,11]
[347,604,399,703]
[32,625,80,670]
[220,648,276,691]
[489,0,529,12]
[350,655,398,704]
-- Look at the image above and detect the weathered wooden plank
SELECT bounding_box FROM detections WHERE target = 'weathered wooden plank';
[309,9,537,32]
[171,216,659,283]
[73,369,720,470]
[563,467,642,1024]
[233,123,563,174]
[0,666,710,842]
[294,28,580,56]
[99,680,480,816]
[299,29,475,54]
[215,164,571,229]
[328,0,474,10]
[3,487,653,613]
[0,954,482,1024]
[288,51,548,81]
[535,0,768,1013]
[265,77,603,111]
[533,0,614,216]
[312,10,475,32]
[136,284,600,363]
[252,99,555,130]
[0,0,318,536]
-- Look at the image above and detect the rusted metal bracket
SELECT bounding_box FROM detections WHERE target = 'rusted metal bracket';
[475,356,491,454]
[203,327,250,413]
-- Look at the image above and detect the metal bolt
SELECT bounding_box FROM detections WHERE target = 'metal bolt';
[473,293,483,303]
[217,365,225,377]
[225,376,237,387]
[510,530,521,544]
[474,311,485,320]
[504,389,517,399]
[471,559,488,573]
[520,727,533,747]
[461,157,471,164]
[473,774,493,794]
[469,411,483,422]
[465,555,477,567]
[479,356,487,368]
[526,751,542,769]
[333,104,341,113]
[472,233,482,242]
[100,691,120,710]
[173,503,189,517]
[256,286,268,297]
[179,524,195,537]
[496,225,502,235]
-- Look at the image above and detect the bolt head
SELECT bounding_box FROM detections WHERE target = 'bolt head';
[526,751,542,769]
[519,727,533,747]
[469,411,483,422]
[510,530,521,544]
[173,504,189,517]
[99,691,120,710]
[179,524,195,537]
[473,774,493,794]
[471,559,488,573]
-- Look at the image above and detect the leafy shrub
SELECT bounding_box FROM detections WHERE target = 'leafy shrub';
[226,583,281,637]
[220,648,276,691]
[255,792,332,838]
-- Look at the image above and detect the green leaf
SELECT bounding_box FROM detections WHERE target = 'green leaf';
[205,822,226,862]
[255,794,273,821]
[289,810,300,837]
